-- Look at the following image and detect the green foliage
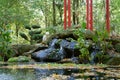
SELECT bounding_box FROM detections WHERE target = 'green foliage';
[111,0,120,34]
[92,30,109,43]
[75,27,90,61]
[92,29,109,52]
[91,29,112,63]
[75,26,111,63]
[0,25,13,61]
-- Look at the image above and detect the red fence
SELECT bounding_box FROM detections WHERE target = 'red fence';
[63,0,110,33]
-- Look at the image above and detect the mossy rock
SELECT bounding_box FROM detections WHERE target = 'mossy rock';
[25,25,31,30]
[19,32,29,40]
[107,57,120,65]
[29,30,42,36]
[8,56,31,62]
[31,34,43,40]
[114,43,120,53]
[32,25,41,29]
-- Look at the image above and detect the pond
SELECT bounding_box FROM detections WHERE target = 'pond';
[0,62,120,80]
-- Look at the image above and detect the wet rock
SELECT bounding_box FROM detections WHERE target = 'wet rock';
[8,56,31,62]
[32,38,80,62]
[49,38,80,58]
[60,40,79,58]
[71,57,80,64]
[49,38,59,48]
[32,48,65,62]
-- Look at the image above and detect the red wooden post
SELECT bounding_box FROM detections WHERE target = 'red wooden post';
[64,0,67,30]
[90,0,93,31]
[68,0,71,28]
[86,0,89,29]
[86,0,93,31]
[106,0,110,33]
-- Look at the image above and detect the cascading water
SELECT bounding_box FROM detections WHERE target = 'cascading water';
[49,39,58,48]
[58,46,66,59]
[91,49,97,64]
[90,45,100,64]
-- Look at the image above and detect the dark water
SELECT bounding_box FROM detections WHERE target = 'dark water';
[0,68,119,80]
[0,63,120,80]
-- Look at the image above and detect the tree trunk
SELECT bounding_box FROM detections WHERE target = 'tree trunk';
[45,0,48,27]
[15,23,19,37]
[76,0,79,24]
[53,0,56,26]
[72,0,76,25]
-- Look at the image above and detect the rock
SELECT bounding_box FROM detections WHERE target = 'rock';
[45,30,77,44]
[107,56,120,65]
[8,56,31,62]
[32,25,41,29]
[32,48,65,62]
[71,57,80,64]
[49,38,59,48]
[31,38,80,62]
[12,44,47,57]
[25,25,31,30]
[60,40,79,58]
[19,32,29,41]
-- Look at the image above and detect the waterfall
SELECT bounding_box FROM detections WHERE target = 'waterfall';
[49,39,58,48]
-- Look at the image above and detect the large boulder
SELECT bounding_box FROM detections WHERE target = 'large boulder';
[32,48,65,62]
[32,38,80,62]
[60,40,80,58]
[49,39,80,58]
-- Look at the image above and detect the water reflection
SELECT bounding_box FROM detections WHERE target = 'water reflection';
[0,64,120,80]
[0,68,35,80]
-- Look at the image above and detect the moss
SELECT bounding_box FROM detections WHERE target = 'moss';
[114,43,120,53]
[107,57,120,65]
[8,56,31,62]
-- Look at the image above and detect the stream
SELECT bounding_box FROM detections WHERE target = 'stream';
[0,62,120,80]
